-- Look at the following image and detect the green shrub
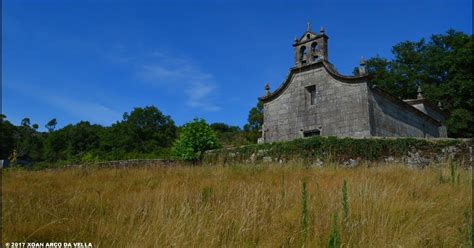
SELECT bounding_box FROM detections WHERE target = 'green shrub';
[173,118,220,161]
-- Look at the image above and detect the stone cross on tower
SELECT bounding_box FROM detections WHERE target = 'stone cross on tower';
[306,21,311,32]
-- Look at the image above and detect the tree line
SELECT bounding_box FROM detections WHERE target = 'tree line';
[0,106,262,166]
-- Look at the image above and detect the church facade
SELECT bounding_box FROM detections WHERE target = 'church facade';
[258,24,447,143]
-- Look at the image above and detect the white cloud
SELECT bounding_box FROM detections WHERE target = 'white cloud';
[137,52,221,112]
[186,82,221,111]
[6,82,121,125]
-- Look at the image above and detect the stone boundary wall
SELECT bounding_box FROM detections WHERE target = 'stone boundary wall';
[203,137,473,168]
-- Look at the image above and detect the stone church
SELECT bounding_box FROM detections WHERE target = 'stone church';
[258,23,447,143]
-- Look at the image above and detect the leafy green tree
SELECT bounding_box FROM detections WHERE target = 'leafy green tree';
[123,106,176,150]
[43,129,68,162]
[15,119,44,162]
[354,30,473,137]
[43,121,103,162]
[173,118,219,161]
[99,106,177,157]
[210,122,248,147]
[45,118,57,132]
[210,123,241,133]
[21,118,31,127]
[0,116,17,159]
[60,121,103,160]
[243,100,264,142]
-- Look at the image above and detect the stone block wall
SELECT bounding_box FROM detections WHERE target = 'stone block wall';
[263,66,371,142]
[369,89,443,138]
[203,137,473,168]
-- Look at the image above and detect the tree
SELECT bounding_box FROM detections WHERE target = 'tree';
[45,118,57,132]
[210,123,241,133]
[100,106,177,155]
[21,118,31,127]
[172,118,219,161]
[15,119,44,162]
[210,123,248,147]
[43,129,68,162]
[243,100,264,142]
[0,117,16,159]
[354,30,473,137]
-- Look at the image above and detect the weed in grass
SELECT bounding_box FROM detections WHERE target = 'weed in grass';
[301,178,309,241]
[438,166,444,184]
[201,186,213,203]
[450,160,457,184]
[342,179,349,226]
[464,211,473,247]
[281,172,286,201]
[327,212,340,248]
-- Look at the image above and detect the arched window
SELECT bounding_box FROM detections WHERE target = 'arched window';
[311,42,320,61]
[311,42,319,53]
[299,46,307,62]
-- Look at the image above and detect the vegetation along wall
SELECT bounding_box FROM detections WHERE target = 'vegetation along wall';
[203,136,473,168]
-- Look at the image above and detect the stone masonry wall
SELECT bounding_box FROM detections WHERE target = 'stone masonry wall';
[264,66,371,142]
[369,89,442,137]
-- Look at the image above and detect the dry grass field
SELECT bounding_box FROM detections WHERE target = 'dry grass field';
[2,162,472,247]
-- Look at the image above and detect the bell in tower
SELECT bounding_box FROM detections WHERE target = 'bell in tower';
[293,22,329,67]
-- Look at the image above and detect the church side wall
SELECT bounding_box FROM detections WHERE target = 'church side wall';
[368,89,441,137]
[263,67,371,142]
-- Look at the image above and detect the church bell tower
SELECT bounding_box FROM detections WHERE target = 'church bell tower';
[293,22,329,67]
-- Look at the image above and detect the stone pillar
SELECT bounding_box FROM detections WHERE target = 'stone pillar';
[358,57,367,76]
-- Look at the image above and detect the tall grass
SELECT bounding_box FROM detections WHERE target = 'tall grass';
[300,178,309,241]
[2,162,472,247]
[342,179,349,226]
[327,213,340,248]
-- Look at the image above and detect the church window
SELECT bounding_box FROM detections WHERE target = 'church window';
[311,42,319,52]
[306,85,317,105]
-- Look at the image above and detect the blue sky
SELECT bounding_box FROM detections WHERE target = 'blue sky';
[3,0,472,130]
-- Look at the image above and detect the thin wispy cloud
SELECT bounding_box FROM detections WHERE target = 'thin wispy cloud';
[136,51,221,112]
[7,82,122,125]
